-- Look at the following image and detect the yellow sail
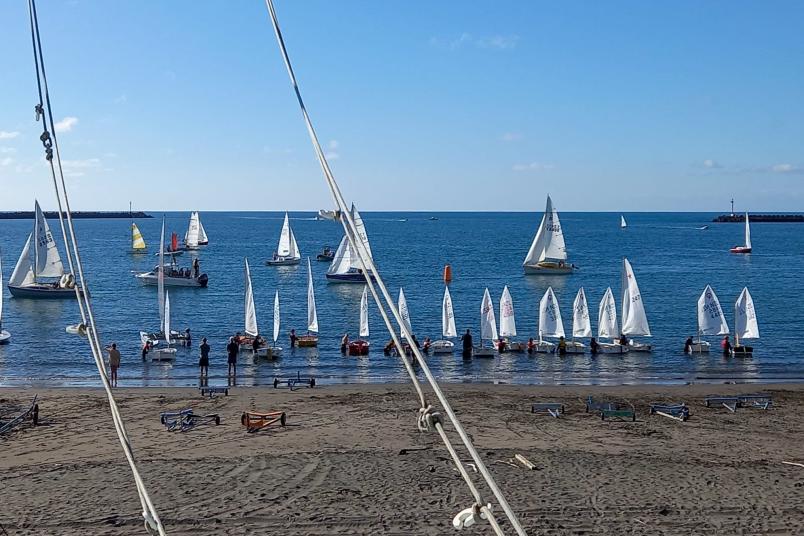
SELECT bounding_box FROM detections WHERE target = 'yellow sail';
[131,222,146,250]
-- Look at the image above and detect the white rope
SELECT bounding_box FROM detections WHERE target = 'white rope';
[26,1,166,534]
[263,2,528,534]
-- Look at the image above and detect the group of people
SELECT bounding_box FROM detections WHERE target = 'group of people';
[684,335,736,355]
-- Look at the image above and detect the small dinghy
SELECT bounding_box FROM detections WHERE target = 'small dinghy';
[729,212,752,254]
[8,201,83,299]
[523,195,576,275]
[241,258,278,359]
[495,286,524,352]
[348,285,370,356]
[326,205,376,283]
[596,288,629,353]
[535,287,564,353]
[473,288,497,358]
[621,258,652,352]
[184,212,206,250]
[432,286,457,354]
[689,285,729,353]
[731,287,758,357]
[620,215,627,229]
[266,212,301,266]
[297,259,319,347]
[0,253,10,344]
[131,222,147,254]
[316,245,334,262]
[139,220,181,358]
[152,292,178,361]
[267,291,284,358]
[566,288,592,354]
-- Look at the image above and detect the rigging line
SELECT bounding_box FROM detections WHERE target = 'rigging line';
[26,1,166,534]
[263,2,527,535]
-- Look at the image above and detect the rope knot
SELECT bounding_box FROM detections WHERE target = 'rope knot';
[35,103,43,121]
[417,404,442,432]
[452,503,492,530]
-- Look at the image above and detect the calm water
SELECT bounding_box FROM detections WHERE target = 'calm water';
[0,211,801,387]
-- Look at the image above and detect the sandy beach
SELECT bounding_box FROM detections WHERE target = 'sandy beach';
[2,382,803,535]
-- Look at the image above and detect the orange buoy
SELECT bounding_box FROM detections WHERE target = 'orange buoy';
[443,264,452,284]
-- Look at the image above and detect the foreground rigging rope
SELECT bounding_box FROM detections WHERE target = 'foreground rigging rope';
[263,2,528,534]
[26,0,165,534]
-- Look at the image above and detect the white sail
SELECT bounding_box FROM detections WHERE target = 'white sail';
[499,285,517,337]
[158,219,166,332]
[185,212,200,248]
[359,285,369,338]
[480,288,498,342]
[273,290,281,344]
[621,258,651,337]
[9,234,35,287]
[0,253,4,323]
[744,212,752,249]
[307,258,318,333]
[620,215,627,229]
[244,258,258,337]
[163,291,171,345]
[398,288,412,335]
[277,212,300,258]
[289,228,300,259]
[598,287,618,339]
[198,218,208,244]
[33,201,64,278]
[697,285,729,336]
[327,235,353,276]
[442,286,457,338]
[131,222,146,250]
[572,287,592,338]
[350,204,373,260]
[735,287,759,341]
[539,287,565,339]
[523,195,567,265]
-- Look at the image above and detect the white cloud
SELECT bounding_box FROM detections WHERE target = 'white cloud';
[0,157,13,166]
[477,35,520,50]
[702,159,721,169]
[0,131,20,139]
[0,147,17,154]
[114,94,128,104]
[513,162,555,172]
[62,157,102,177]
[430,33,519,51]
[54,116,79,132]
[501,132,522,142]
[771,163,799,173]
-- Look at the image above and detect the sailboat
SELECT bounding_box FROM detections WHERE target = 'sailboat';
[154,231,183,257]
[497,286,524,352]
[268,290,284,357]
[432,286,456,354]
[197,215,209,246]
[535,287,564,353]
[620,215,627,229]
[131,222,147,254]
[8,201,81,298]
[567,287,591,354]
[732,287,759,357]
[523,195,576,275]
[139,219,183,354]
[621,258,652,352]
[597,288,628,353]
[398,287,411,336]
[349,285,370,355]
[0,253,10,343]
[326,204,376,283]
[474,288,497,358]
[297,258,319,347]
[184,212,202,250]
[690,285,729,353]
[266,212,301,266]
[152,291,178,361]
[730,212,752,253]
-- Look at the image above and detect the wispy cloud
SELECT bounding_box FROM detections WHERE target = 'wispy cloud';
[513,162,555,172]
[54,116,79,133]
[0,147,17,154]
[429,33,520,51]
[771,163,802,174]
[113,94,128,104]
[702,159,721,169]
[325,139,339,161]
[0,131,20,139]
[0,157,13,167]
[695,160,803,175]
[62,157,101,177]
[501,132,522,142]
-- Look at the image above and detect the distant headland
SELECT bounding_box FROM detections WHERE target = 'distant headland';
[0,211,151,220]
[713,214,804,223]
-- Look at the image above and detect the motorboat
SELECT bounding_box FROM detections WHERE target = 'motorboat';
[136,259,208,287]
[316,246,335,262]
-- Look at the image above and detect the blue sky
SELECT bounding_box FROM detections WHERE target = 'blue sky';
[1,1,803,212]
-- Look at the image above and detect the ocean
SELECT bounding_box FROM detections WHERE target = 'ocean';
[0,211,801,387]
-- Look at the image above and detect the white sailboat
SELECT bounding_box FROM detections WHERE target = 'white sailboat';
[621,258,652,352]
[536,287,565,353]
[523,195,575,275]
[432,286,456,354]
[732,287,759,357]
[241,257,261,348]
[131,222,147,253]
[398,288,412,337]
[691,285,729,353]
[474,288,497,357]
[267,212,301,266]
[198,216,209,246]
[0,253,10,343]
[8,201,80,299]
[567,287,592,354]
[184,211,201,250]
[270,290,284,356]
[620,215,627,229]
[597,287,628,353]
[153,291,178,361]
[730,212,752,254]
[326,204,375,283]
[140,219,182,354]
[497,286,524,351]
[297,258,319,347]
[349,285,370,355]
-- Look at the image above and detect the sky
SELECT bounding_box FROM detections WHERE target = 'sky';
[1,1,803,212]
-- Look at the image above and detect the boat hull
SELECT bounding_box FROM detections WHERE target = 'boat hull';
[628,341,652,352]
[523,262,575,275]
[255,346,282,359]
[152,348,177,361]
[689,342,710,353]
[348,340,370,356]
[432,340,454,354]
[0,330,10,344]
[730,246,752,254]
[472,347,496,358]
[266,257,301,266]
[297,335,318,348]
[595,343,629,354]
[8,284,82,299]
[316,254,334,262]
[731,345,754,357]
[563,341,586,354]
[135,273,208,287]
[325,272,377,284]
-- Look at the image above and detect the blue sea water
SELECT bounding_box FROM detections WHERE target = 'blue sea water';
[0,211,801,387]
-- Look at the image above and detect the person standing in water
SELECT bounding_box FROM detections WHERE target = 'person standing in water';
[226,336,239,381]
[192,257,200,279]
[289,329,298,348]
[199,337,210,382]
[461,329,473,358]
[105,343,121,387]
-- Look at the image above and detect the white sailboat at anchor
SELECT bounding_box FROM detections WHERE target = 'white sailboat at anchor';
[597,288,628,354]
[183,211,208,249]
[732,287,759,357]
[535,287,565,353]
[523,195,576,275]
[621,258,652,352]
[567,287,592,354]
[326,204,376,283]
[297,258,319,347]
[432,286,456,354]
[267,212,301,266]
[474,288,497,358]
[496,286,524,352]
[689,285,729,353]
[0,253,10,343]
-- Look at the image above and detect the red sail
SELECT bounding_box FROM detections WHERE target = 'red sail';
[171,232,178,252]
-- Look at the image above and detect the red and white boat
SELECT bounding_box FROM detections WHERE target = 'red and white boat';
[729,212,752,254]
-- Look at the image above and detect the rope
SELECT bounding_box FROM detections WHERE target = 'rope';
[26,1,165,534]
[263,2,528,534]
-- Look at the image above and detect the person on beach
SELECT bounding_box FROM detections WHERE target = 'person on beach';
[192,258,200,279]
[589,337,600,355]
[141,340,151,361]
[105,343,121,387]
[684,336,694,354]
[340,333,349,354]
[557,336,567,356]
[227,337,239,377]
[721,335,732,356]
[289,329,298,348]
[461,329,473,358]
[527,338,535,354]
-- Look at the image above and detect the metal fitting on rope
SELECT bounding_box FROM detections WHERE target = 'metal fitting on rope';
[417,404,443,432]
[452,503,492,530]
[39,130,53,160]
[142,511,159,535]
[35,103,43,121]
